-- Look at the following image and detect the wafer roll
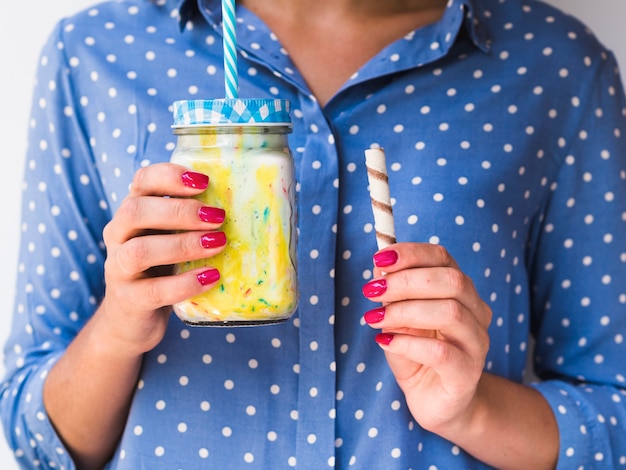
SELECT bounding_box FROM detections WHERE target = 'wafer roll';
[365,147,396,249]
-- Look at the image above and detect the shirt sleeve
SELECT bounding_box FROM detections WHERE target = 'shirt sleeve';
[1,20,109,470]
[527,50,626,468]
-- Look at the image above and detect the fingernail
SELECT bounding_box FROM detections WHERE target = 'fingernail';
[364,307,385,324]
[182,171,209,189]
[199,206,226,223]
[200,232,226,249]
[375,333,394,346]
[373,250,398,268]
[197,268,220,286]
[362,278,387,298]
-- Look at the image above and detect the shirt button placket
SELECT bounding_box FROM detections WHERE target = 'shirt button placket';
[293,109,339,469]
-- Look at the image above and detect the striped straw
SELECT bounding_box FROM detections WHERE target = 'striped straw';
[365,148,397,249]
[222,0,238,99]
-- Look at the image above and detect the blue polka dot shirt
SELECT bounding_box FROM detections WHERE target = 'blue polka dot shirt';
[2,0,626,468]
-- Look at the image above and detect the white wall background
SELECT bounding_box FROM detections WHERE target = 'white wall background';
[0,1,625,468]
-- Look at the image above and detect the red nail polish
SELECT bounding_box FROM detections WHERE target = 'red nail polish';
[197,268,220,286]
[362,279,387,298]
[198,206,225,223]
[200,232,226,249]
[373,250,398,268]
[364,307,385,324]
[182,171,209,189]
[375,333,394,346]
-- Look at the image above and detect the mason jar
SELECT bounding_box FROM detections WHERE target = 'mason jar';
[170,98,298,326]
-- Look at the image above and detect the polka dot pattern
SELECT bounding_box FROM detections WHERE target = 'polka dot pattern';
[1,0,626,468]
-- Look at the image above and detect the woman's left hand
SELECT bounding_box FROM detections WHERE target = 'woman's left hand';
[362,242,493,437]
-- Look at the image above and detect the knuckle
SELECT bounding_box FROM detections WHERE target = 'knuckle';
[394,301,413,324]
[394,270,413,293]
[170,197,193,221]
[144,281,166,307]
[481,330,491,351]
[103,256,117,279]
[427,340,453,365]
[481,301,493,326]
[475,329,491,357]
[117,196,143,224]
[117,237,148,275]
[441,298,464,326]
[175,233,197,260]
[433,244,453,265]
[384,302,414,330]
[443,268,466,296]
[131,166,150,190]
[102,220,114,243]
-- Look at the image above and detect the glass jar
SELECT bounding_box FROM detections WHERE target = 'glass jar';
[170,99,298,326]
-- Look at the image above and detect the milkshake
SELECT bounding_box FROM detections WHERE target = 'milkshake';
[170,99,298,326]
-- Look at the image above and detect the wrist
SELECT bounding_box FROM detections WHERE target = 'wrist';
[427,373,559,470]
[88,304,155,361]
[427,380,489,445]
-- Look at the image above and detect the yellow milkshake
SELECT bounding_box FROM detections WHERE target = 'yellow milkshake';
[170,99,298,326]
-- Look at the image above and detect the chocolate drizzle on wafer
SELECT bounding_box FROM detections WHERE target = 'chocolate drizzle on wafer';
[364,147,397,249]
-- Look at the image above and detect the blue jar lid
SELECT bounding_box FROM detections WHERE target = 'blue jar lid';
[172,99,292,127]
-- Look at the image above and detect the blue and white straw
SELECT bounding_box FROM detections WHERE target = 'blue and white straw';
[222,0,238,99]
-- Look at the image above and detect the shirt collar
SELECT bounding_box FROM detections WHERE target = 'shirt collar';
[173,0,491,53]
[460,0,492,53]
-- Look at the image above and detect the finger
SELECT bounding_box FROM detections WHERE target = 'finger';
[365,300,490,355]
[372,243,460,276]
[104,196,225,243]
[363,268,492,331]
[375,333,481,388]
[115,266,221,312]
[364,266,471,305]
[110,231,227,277]
[129,162,210,197]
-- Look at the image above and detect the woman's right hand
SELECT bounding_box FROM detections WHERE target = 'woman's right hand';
[99,162,226,355]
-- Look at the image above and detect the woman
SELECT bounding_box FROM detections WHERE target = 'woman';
[2,0,625,468]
